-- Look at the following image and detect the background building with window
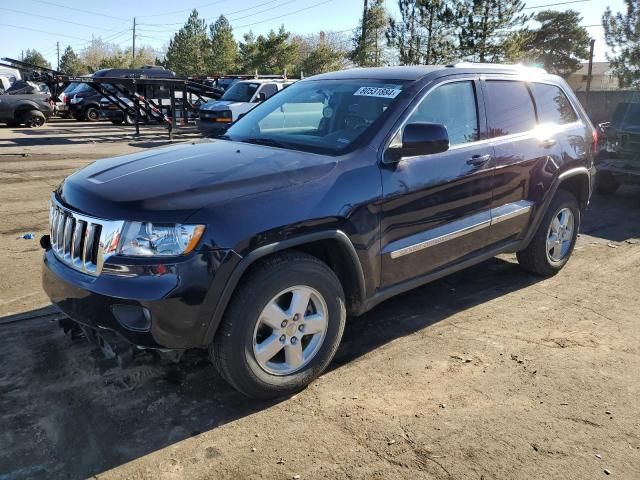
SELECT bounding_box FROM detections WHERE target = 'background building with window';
[567,62,619,92]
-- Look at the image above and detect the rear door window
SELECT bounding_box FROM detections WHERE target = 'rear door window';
[259,84,278,99]
[485,81,536,137]
[530,83,578,125]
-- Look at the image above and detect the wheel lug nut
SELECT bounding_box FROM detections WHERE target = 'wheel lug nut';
[279,335,286,343]
[291,336,298,345]
[293,314,299,321]
[298,324,304,332]
[281,320,288,328]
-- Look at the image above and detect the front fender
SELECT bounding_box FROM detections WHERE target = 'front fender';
[199,230,366,346]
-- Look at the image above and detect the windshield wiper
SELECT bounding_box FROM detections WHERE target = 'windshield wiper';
[241,137,288,149]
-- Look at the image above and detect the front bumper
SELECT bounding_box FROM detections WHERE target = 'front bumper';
[42,246,239,349]
[597,158,640,184]
[197,118,230,137]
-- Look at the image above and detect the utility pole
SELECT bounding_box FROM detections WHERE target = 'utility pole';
[56,41,60,70]
[132,17,136,68]
[585,39,595,117]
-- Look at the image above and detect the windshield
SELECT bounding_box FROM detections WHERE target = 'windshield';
[64,82,79,94]
[74,83,93,94]
[217,78,237,90]
[224,79,408,155]
[221,82,260,102]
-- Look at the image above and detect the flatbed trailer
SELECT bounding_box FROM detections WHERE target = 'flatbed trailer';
[0,58,222,139]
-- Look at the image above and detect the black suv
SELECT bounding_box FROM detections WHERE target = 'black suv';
[596,101,640,194]
[42,64,596,398]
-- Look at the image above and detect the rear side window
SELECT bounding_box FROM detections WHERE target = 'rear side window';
[406,81,479,145]
[260,84,278,99]
[530,83,578,125]
[485,81,536,137]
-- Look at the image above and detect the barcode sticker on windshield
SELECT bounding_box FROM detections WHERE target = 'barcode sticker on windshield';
[353,87,401,99]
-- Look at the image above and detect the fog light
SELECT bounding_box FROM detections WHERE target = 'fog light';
[111,305,151,332]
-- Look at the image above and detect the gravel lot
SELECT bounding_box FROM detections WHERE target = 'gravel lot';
[1,119,639,480]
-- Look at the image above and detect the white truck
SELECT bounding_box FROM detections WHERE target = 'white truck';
[197,79,295,136]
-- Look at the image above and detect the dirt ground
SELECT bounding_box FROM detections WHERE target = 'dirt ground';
[1,119,639,480]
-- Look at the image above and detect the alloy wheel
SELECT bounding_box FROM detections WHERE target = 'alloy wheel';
[252,286,328,375]
[546,207,575,263]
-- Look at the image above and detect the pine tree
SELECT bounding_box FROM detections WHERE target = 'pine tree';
[603,0,640,87]
[208,15,238,74]
[165,9,209,76]
[248,26,298,74]
[457,0,529,62]
[22,49,51,69]
[386,0,458,65]
[59,46,85,75]
[516,10,590,76]
[351,0,388,66]
[238,31,258,73]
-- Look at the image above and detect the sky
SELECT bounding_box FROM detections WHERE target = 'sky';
[0,0,627,69]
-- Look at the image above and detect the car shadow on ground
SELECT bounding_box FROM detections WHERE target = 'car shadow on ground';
[0,191,637,479]
[0,257,544,479]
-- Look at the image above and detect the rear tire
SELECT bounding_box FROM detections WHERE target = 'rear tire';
[211,251,346,399]
[19,110,46,128]
[596,171,619,195]
[517,189,580,276]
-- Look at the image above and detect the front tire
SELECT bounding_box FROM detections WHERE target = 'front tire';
[19,110,46,128]
[211,251,346,399]
[517,189,580,276]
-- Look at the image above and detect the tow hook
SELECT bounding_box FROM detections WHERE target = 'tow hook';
[40,234,51,250]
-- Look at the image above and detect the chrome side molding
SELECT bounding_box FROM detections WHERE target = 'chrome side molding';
[389,200,533,259]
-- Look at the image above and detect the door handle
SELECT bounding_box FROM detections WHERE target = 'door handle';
[541,138,557,148]
[467,153,492,166]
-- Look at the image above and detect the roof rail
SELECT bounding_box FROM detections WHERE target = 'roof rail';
[446,62,547,73]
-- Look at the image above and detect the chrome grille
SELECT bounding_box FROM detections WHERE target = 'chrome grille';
[49,198,124,276]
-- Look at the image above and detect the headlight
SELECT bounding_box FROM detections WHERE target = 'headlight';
[118,222,205,257]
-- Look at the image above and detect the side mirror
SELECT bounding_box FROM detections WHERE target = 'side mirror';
[386,122,449,161]
[254,92,266,103]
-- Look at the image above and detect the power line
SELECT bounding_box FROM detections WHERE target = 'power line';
[26,0,128,21]
[0,7,123,32]
[0,23,91,41]
[229,0,298,21]
[137,0,229,19]
[234,0,336,29]
[523,0,589,9]
[138,0,297,27]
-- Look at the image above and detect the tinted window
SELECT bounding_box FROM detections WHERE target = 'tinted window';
[486,81,536,137]
[406,81,479,145]
[530,83,578,125]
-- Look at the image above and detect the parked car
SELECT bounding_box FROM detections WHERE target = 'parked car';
[42,64,596,398]
[70,66,175,122]
[0,90,53,127]
[197,79,294,136]
[595,102,640,194]
[56,82,81,118]
[0,66,21,91]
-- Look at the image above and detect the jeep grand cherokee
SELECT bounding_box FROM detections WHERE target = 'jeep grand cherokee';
[42,64,596,398]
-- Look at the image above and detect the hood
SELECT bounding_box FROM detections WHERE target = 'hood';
[57,140,337,223]
[200,100,248,110]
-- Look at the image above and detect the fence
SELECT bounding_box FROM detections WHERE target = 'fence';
[575,90,640,125]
